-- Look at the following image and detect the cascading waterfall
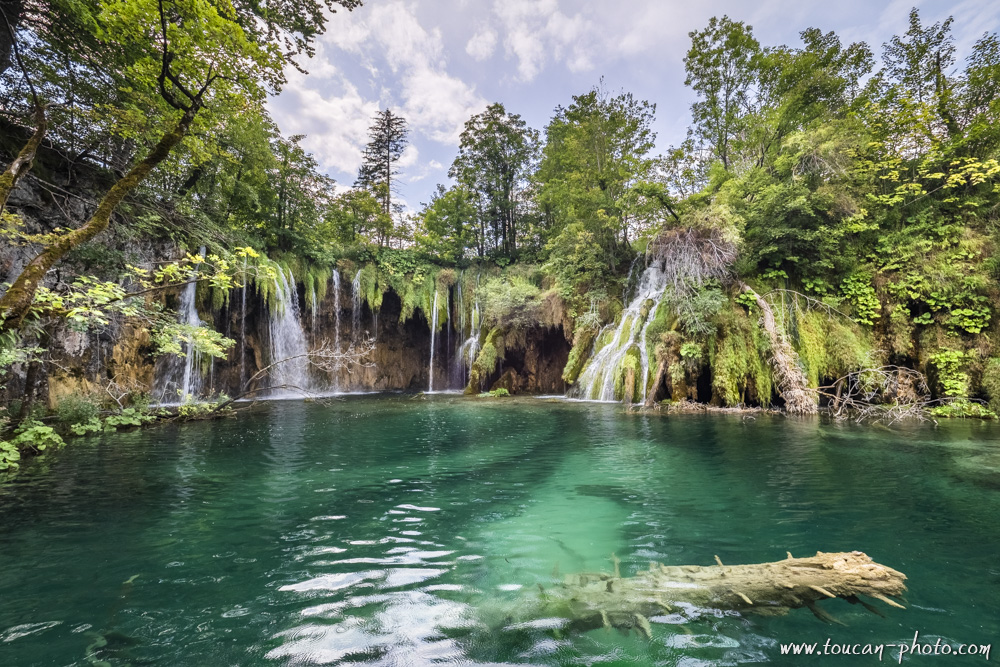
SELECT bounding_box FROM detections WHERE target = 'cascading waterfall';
[451,279,465,387]
[268,267,311,397]
[428,290,440,392]
[459,298,481,385]
[456,273,482,385]
[239,259,248,392]
[309,284,318,336]
[155,247,206,403]
[573,261,669,402]
[351,269,362,342]
[331,270,341,348]
[331,269,341,391]
[179,248,207,400]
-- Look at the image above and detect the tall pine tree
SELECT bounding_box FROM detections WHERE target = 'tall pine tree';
[356,108,408,217]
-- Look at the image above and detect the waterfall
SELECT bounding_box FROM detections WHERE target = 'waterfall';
[331,270,341,350]
[178,249,206,400]
[573,261,669,402]
[239,261,247,392]
[351,269,362,342]
[154,247,206,404]
[268,267,310,397]
[456,273,482,385]
[428,290,439,392]
[445,287,451,375]
[309,284,318,336]
[459,299,481,385]
[331,269,341,391]
[450,279,465,387]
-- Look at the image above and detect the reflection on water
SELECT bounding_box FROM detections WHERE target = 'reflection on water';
[0,396,998,666]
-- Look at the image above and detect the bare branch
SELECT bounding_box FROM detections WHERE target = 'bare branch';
[761,289,856,325]
[646,226,738,298]
[242,337,376,397]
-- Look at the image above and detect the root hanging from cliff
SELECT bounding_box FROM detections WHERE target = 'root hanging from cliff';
[740,283,817,415]
[523,551,906,635]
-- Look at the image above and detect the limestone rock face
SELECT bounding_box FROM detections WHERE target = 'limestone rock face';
[29,274,571,403]
[486,327,570,395]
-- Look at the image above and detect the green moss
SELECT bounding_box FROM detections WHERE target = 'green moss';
[437,268,457,291]
[359,263,381,311]
[563,328,597,384]
[612,347,642,402]
[252,255,283,314]
[711,304,773,406]
[793,308,874,388]
[301,264,331,314]
[797,310,827,388]
[466,327,506,394]
[982,358,1000,412]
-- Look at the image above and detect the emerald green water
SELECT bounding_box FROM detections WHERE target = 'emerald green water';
[1,396,998,666]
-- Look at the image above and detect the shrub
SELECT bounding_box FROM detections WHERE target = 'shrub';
[54,394,102,433]
[11,420,65,453]
[0,439,19,471]
[478,276,541,328]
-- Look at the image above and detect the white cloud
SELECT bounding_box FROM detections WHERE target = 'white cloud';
[398,144,420,169]
[268,69,378,177]
[269,0,487,189]
[403,67,487,143]
[487,0,601,81]
[466,29,498,61]
[268,0,1000,207]
[405,158,445,185]
[328,2,485,144]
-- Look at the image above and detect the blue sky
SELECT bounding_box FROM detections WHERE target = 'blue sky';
[267,0,1000,213]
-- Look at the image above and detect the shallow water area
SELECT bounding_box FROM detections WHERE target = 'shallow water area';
[1,395,998,666]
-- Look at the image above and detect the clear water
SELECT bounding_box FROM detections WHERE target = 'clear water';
[1,397,999,666]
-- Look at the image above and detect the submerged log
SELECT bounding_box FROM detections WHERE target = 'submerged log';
[528,551,906,634]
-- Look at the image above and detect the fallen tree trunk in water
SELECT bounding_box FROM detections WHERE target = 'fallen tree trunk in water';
[527,551,906,635]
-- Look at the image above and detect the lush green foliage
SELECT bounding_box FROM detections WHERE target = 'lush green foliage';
[477,388,510,398]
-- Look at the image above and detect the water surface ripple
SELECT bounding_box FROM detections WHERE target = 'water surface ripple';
[1,396,998,665]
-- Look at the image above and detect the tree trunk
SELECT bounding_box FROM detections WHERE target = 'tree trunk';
[16,356,40,420]
[935,52,962,142]
[526,551,906,635]
[644,360,666,407]
[0,104,46,211]
[0,105,198,334]
[740,283,817,415]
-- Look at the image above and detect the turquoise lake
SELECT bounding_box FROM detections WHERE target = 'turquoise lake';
[1,395,998,665]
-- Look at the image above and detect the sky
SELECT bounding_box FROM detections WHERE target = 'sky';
[267,0,1000,213]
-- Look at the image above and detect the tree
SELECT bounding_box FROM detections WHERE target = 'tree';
[415,184,475,262]
[321,187,391,247]
[535,84,657,290]
[356,108,407,221]
[449,103,538,259]
[270,134,335,251]
[0,0,361,333]
[683,16,760,172]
